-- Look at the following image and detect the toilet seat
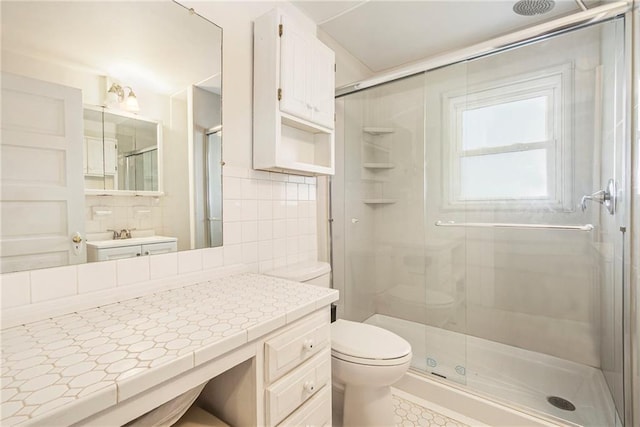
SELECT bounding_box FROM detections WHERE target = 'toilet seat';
[331,319,412,366]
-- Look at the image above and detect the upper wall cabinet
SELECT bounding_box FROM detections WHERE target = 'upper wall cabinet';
[253,9,335,176]
[279,15,335,129]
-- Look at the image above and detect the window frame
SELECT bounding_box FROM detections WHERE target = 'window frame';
[441,64,574,211]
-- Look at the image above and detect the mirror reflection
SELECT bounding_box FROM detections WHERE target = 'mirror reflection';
[84,107,162,193]
[0,1,223,273]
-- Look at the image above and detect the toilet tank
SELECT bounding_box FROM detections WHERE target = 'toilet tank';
[265,261,331,288]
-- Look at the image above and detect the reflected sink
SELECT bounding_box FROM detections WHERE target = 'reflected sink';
[87,235,178,249]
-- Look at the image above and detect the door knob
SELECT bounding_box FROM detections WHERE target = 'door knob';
[71,232,83,255]
[580,179,616,215]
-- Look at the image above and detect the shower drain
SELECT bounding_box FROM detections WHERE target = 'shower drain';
[547,396,576,411]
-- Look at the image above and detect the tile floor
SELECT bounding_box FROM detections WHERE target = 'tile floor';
[392,394,471,427]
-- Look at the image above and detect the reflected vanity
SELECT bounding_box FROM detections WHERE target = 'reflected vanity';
[0,1,223,273]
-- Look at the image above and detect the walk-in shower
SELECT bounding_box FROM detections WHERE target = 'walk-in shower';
[331,12,630,426]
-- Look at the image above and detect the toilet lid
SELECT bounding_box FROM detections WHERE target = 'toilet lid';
[331,320,411,363]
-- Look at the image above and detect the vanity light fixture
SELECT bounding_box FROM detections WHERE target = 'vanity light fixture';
[106,83,140,112]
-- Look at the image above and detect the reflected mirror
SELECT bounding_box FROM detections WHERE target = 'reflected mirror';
[84,107,162,193]
[1,1,223,273]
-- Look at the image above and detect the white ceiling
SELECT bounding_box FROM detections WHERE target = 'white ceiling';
[1,1,222,95]
[293,0,603,73]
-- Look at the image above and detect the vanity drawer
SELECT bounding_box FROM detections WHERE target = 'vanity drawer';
[265,310,330,383]
[266,349,331,426]
[277,384,330,427]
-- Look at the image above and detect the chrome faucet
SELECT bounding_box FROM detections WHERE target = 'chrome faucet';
[106,229,121,239]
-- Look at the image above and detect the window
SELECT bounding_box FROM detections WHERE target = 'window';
[443,65,573,210]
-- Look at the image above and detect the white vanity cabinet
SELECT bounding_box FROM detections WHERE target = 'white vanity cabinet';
[264,310,332,426]
[87,237,177,261]
[253,9,335,176]
[200,307,333,427]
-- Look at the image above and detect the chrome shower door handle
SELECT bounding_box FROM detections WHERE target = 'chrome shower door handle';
[580,179,616,215]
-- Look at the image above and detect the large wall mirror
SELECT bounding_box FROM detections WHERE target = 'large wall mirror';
[1,1,223,273]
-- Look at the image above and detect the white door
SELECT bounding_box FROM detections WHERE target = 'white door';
[1,72,86,272]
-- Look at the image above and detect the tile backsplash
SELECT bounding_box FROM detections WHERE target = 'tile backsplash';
[222,166,318,273]
[0,166,318,326]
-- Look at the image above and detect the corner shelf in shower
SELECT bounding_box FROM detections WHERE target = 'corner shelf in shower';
[362,199,397,205]
[362,162,395,169]
[362,127,395,135]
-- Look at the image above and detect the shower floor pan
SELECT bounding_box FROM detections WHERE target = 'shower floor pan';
[365,314,619,427]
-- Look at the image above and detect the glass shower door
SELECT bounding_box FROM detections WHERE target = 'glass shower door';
[334,71,469,383]
[423,60,469,385]
[455,18,626,426]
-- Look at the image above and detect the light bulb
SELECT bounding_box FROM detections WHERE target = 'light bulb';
[125,91,140,112]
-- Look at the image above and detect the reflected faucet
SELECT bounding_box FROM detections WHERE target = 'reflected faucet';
[106,228,135,239]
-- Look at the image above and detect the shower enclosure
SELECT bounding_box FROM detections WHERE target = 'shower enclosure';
[332,17,628,426]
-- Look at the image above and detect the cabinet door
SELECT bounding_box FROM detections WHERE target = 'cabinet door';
[95,245,141,261]
[103,138,118,175]
[86,136,104,175]
[141,241,177,256]
[309,39,335,130]
[279,15,312,122]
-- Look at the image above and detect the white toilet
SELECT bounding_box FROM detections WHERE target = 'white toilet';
[266,261,413,427]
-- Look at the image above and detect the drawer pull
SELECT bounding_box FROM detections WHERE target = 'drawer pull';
[303,339,315,351]
[304,381,316,393]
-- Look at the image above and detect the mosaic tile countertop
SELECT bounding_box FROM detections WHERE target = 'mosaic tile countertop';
[0,273,338,426]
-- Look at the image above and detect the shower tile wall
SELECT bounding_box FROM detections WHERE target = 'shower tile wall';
[333,76,433,323]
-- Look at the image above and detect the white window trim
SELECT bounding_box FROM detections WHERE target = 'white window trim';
[441,63,574,212]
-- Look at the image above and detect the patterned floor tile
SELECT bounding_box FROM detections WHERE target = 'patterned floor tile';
[393,394,470,427]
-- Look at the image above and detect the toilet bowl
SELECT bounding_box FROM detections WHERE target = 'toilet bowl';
[266,262,413,427]
[331,319,412,426]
